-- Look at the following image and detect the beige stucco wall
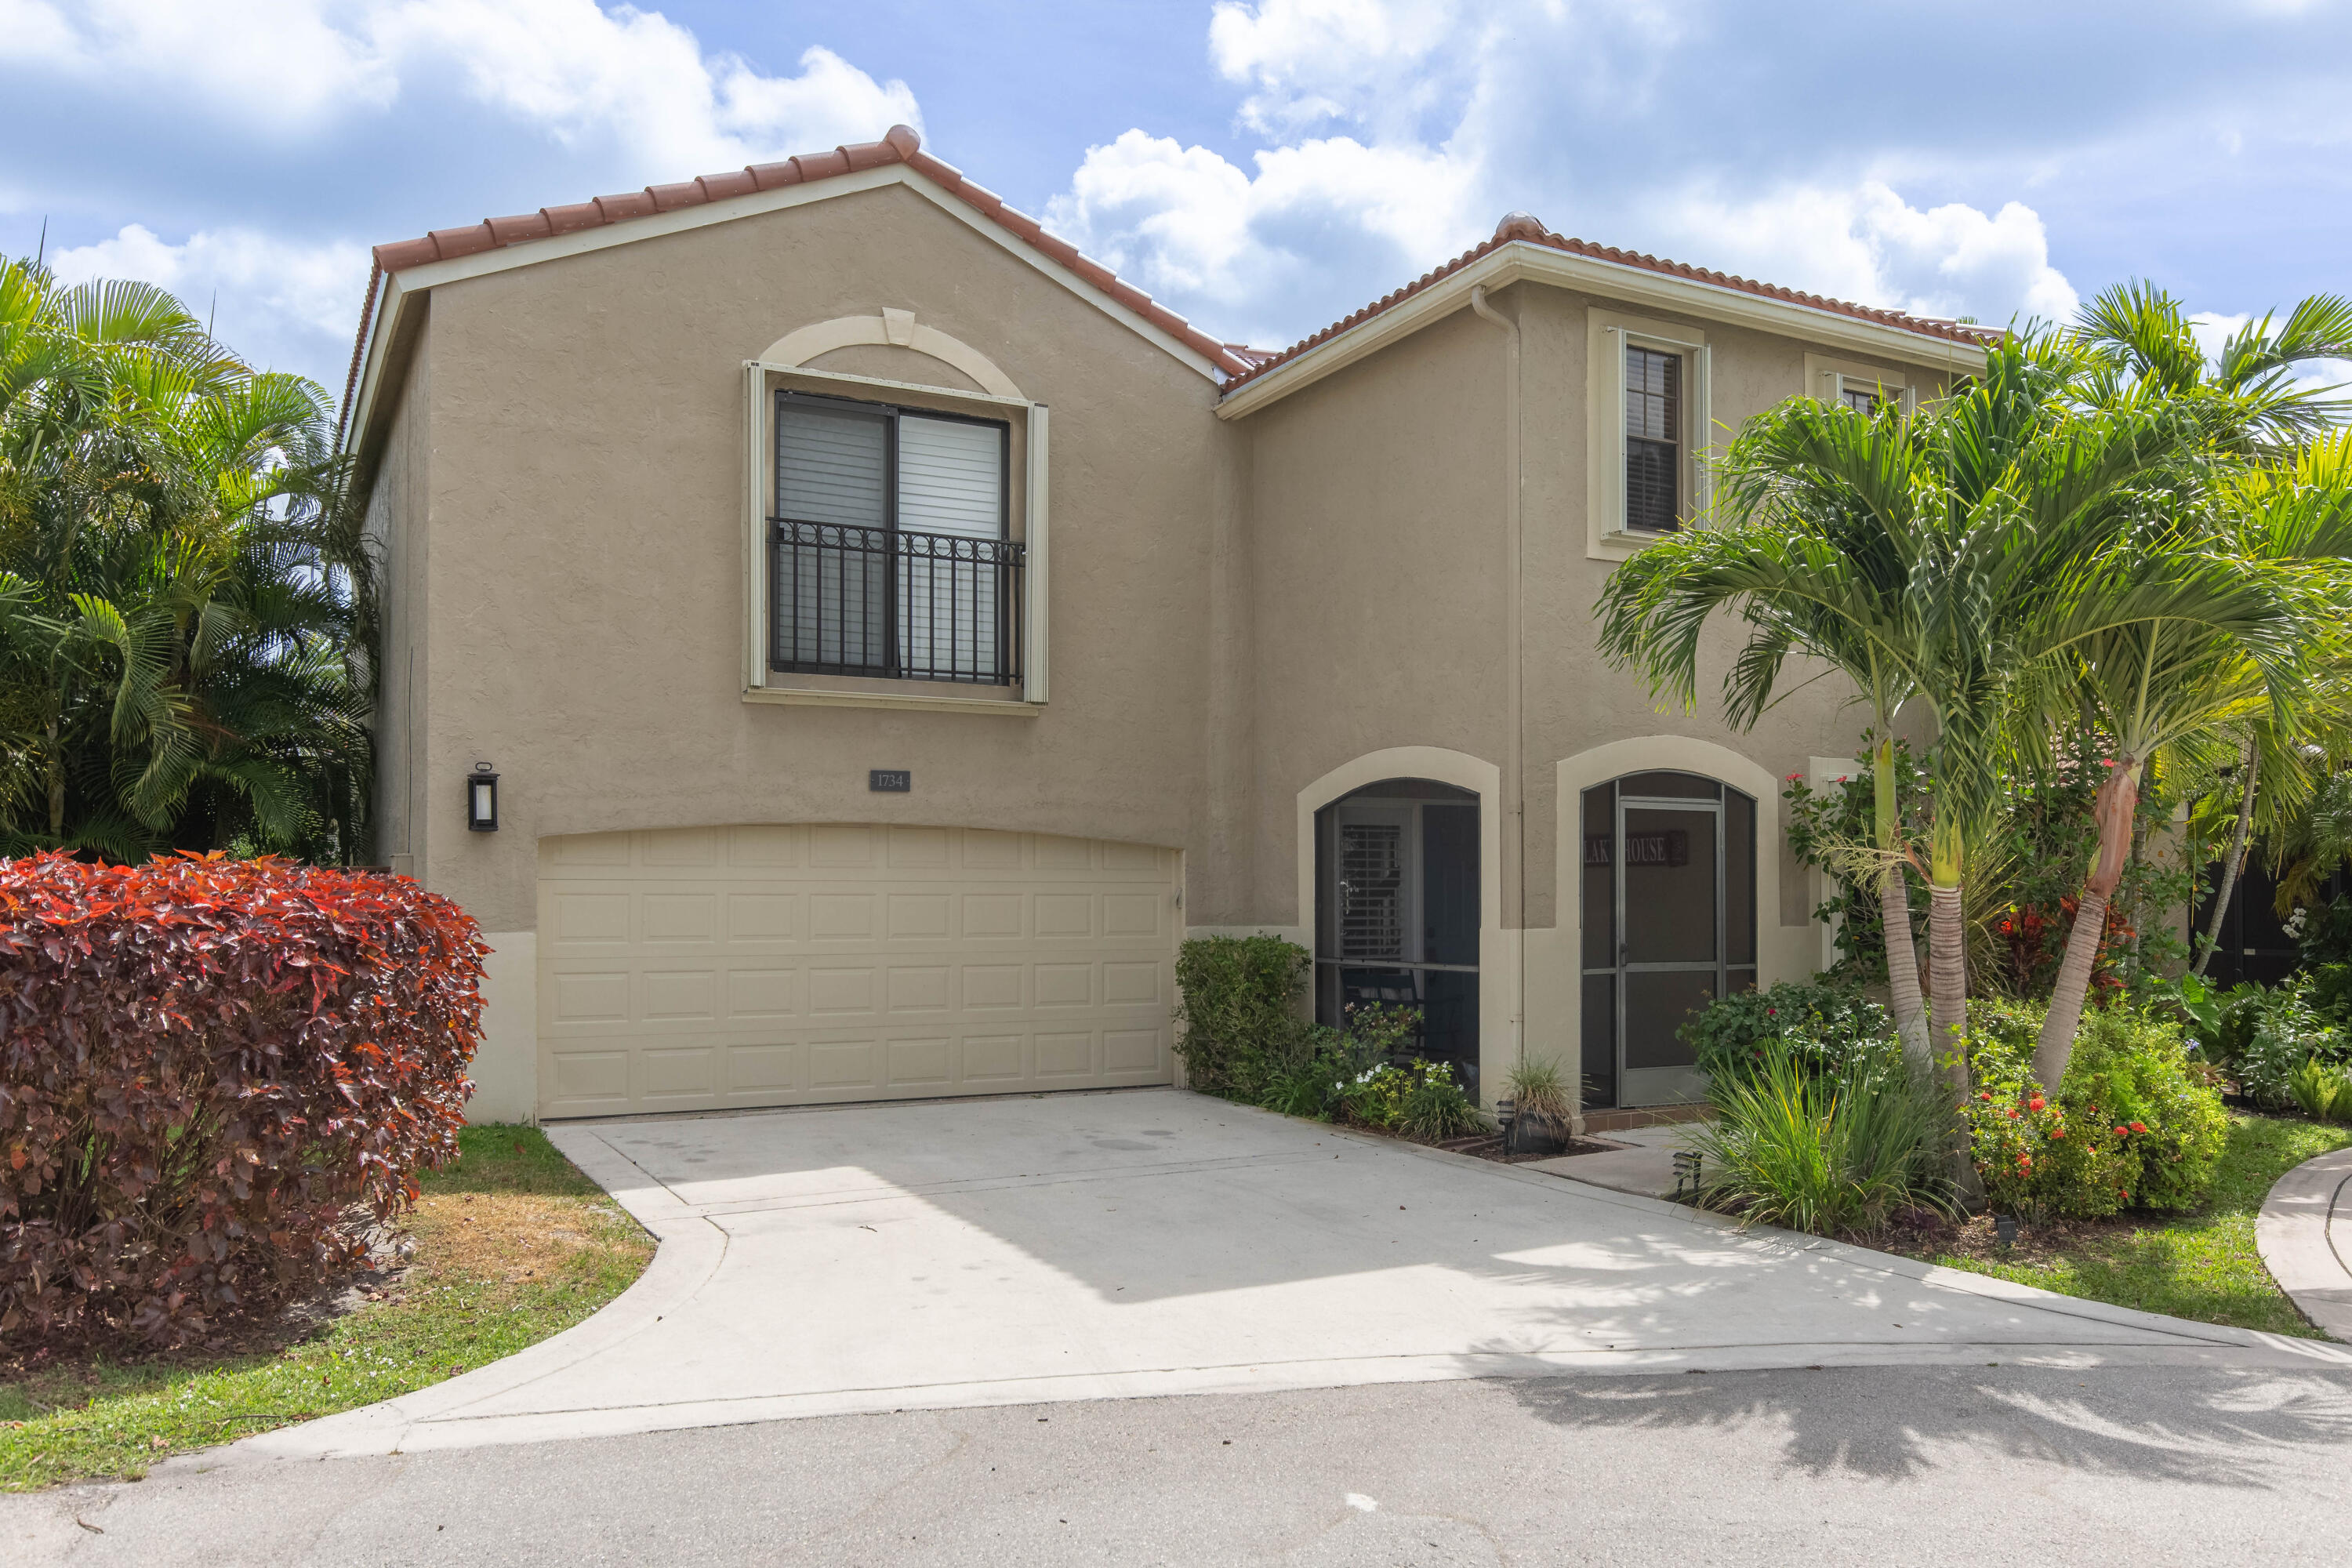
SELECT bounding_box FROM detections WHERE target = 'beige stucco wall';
[1232,276,1967,1094]
[382,183,1239,943]
[357,180,1979,1116]
[365,339,430,876]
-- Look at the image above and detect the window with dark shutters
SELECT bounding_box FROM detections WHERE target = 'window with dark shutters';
[1624,344,1681,533]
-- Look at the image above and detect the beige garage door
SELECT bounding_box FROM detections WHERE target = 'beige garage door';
[535,824,1178,1118]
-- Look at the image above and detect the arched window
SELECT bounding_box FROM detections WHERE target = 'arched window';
[1313,779,1481,1096]
[1579,771,1755,1109]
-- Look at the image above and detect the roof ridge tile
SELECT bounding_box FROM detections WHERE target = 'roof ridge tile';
[1216,213,1999,393]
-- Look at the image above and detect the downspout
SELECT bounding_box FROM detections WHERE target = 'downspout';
[1469,282,1529,1110]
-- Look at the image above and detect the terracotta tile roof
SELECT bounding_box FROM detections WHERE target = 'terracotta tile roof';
[338,125,1258,442]
[1218,212,2004,395]
[339,136,1997,444]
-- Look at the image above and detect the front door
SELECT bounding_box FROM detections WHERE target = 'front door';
[1581,771,1756,1109]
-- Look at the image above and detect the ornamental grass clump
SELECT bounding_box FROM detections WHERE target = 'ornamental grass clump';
[0,852,484,1344]
[1683,1040,1956,1236]
[1965,998,2227,1221]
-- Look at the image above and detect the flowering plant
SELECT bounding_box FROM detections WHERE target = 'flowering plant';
[1965,996,2227,1220]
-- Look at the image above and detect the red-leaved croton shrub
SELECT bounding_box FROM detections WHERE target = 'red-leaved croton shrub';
[0,853,484,1343]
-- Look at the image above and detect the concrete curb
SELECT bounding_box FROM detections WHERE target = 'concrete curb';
[2256,1142,2352,1341]
[230,1126,726,1461]
[1233,1099,2352,1363]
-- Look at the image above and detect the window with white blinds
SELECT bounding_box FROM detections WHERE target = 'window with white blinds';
[771,393,1012,684]
[1338,822,1406,960]
[897,416,1005,678]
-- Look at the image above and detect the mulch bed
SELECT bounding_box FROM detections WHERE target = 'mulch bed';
[0,1235,409,1387]
[1437,1134,1624,1164]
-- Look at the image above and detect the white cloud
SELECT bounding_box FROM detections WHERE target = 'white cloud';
[1207,0,1472,137]
[1044,130,1479,340]
[48,224,372,382]
[8,0,394,127]
[8,1,917,170]
[1053,4,2081,346]
[1661,183,2079,327]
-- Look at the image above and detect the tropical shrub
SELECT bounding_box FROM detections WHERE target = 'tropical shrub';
[2288,1057,2352,1123]
[0,260,374,863]
[1171,935,1314,1098]
[1399,1064,1486,1142]
[2226,989,2352,1108]
[1966,999,2229,1218]
[1680,978,1899,1089]
[1683,1040,1955,1236]
[1335,1058,1485,1138]
[0,852,483,1342]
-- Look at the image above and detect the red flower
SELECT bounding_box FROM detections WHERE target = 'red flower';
[2114,1125,2129,1138]
[2130,1121,2147,1134]
[2051,1127,2066,1139]
[2028,1097,2045,1112]
[2006,1109,2020,1120]
[1980,1091,1994,1102]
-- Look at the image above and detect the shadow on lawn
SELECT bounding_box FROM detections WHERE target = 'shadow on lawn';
[1501,1363,2352,1486]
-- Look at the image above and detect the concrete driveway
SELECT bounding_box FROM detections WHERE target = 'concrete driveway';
[245,1088,2352,1461]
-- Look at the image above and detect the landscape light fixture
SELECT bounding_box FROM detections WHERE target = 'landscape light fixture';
[466,762,499,832]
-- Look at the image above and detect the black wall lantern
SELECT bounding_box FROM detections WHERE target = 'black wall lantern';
[466,762,500,832]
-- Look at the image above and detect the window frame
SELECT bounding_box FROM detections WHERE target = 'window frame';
[742,362,1048,711]
[1802,351,1918,420]
[1585,308,1711,561]
[769,388,1014,685]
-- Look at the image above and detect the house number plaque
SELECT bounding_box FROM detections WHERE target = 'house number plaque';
[869,770,912,793]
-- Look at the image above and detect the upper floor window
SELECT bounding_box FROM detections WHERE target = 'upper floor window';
[771,392,1021,686]
[1806,354,1917,422]
[1624,344,1683,534]
[1585,312,1711,558]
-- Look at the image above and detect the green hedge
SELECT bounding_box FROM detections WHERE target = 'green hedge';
[1171,935,1314,1098]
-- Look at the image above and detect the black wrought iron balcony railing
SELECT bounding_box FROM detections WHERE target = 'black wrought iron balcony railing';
[769,518,1025,686]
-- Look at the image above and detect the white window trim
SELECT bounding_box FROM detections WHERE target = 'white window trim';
[739,360,1050,709]
[1802,351,1918,418]
[1585,308,1711,562]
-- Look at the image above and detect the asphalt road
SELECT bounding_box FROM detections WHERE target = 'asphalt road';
[8,1364,2351,1566]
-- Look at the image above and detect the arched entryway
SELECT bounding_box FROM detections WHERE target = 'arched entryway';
[1313,779,1483,1097]
[1578,770,1757,1109]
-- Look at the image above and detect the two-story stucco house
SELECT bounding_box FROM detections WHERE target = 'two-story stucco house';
[339,125,1991,1126]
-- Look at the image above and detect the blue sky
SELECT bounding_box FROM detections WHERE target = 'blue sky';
[6,1,2349,394]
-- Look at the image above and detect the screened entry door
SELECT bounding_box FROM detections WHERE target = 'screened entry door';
[1581,772,1756,1109]
[1315,782,1481,1096]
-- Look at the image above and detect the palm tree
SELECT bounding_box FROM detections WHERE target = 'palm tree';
[0,256,372,862]
[1597,399,1932,1067]
[1600,330,2258,1112]
[2029,301,2352,1086]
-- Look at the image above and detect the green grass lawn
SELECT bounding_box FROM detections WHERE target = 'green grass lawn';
[1897,1112,2352,1337]
[0,1125,652,1491]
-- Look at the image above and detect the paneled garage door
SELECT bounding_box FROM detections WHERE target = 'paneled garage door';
[535,825,1178,1118]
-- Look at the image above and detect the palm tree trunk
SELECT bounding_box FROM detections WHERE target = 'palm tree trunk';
[1882,869,1929,1062]
[2191,738,2258,979]
[44,714,63,838]
[2034,760,2140,1091]
[1874,735,1930,1068]
[1926,818,1980,1198]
